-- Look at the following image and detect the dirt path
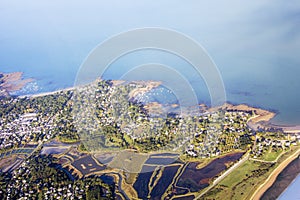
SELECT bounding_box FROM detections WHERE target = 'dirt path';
[251,148,300,200]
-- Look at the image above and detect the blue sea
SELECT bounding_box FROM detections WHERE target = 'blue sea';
[1,1,299,126]
[279,174,300,200]
[0,1,300,196]
[2,48,300,126]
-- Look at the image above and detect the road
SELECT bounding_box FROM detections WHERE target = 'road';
[195,152,250,199]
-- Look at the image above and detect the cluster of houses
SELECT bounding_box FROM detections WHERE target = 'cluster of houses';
[0,112,54,150]
[3,160,110,200]
[3,180,83,200]
[185,110,300,160]
[185,111,253,158]
[252,135,299,158]
[77,81,255,158]
[75,81,116,134]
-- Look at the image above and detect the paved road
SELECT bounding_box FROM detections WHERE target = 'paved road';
[195,152,250,199]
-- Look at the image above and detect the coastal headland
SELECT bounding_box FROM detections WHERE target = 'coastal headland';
[0,72,33,96]
[5,77,299,199]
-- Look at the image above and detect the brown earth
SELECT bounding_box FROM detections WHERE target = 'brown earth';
[0,72,33,96]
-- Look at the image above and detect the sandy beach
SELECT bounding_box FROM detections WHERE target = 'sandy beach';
[277,125,300,134]
[221,103,276,123]
[251,148,300,200]
[20,87,75,98]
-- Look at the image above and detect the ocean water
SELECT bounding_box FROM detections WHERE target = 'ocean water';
[0,1,299,125]
[0,1,300,197]
[279,174,300,200]
[2,49,300,126]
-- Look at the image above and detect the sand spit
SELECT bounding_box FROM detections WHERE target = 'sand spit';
[208,103,276,131]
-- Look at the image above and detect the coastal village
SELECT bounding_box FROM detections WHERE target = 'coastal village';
[0,112,53,151]
[0,79,300,199]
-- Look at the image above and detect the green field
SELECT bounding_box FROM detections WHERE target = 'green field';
[201,147,300,200]
[202,160,274,200]
[261,148,283,162]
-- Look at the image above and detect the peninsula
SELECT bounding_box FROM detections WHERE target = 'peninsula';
[0,77,299,200]
[0,72,33,97]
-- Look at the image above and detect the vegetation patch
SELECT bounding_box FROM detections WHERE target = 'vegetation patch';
[202,160,275,200]
[177,153,243,192]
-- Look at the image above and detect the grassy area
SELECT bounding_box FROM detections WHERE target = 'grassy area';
[123,134,133,146]
[277,146,299,163]
[57,135,79,143]
[201,160,275,200]
[201,147,300,200]
[179,155,212,166]
[261,148,283,162]
[105,136,123,147]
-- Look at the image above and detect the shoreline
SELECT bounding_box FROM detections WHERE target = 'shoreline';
[17,82,300,133]
[271,124,300,133]
[251,148,300,200]
[12,79,300,199]
[0,71,34,97]
[18,86,75,98]
[210,103,278,131]
[219,103,300,134]
[278,173,300,199]
[220,103,276,122]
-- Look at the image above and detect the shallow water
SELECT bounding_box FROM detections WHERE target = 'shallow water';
[3,50,300,126]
